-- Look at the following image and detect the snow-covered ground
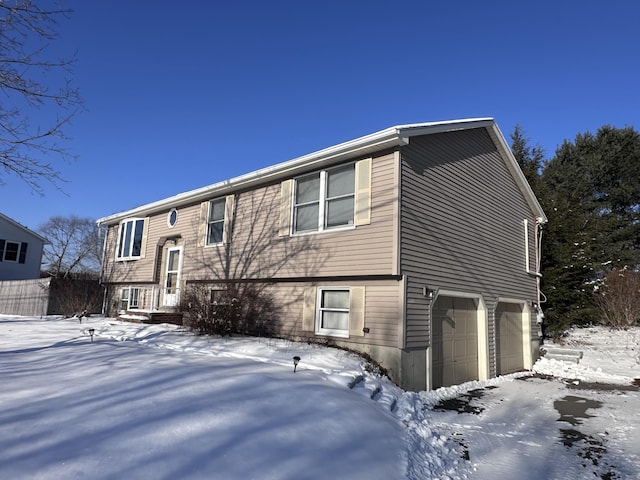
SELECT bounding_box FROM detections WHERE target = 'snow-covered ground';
[1,316,638,479]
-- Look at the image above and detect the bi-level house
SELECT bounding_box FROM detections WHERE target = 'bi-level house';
[97,118,547,391]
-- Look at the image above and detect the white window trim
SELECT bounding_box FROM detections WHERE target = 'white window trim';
[522,219,541,277]
[119,288,129,312]
[293,163,356,236]
[129,287,140,309]
[523,219,530,272]
[3,240,22,262]
[205,198,226,246]
[315,287,350,338]
[119,287,140,311]
[167,209,178,228]
[116,218,145,261]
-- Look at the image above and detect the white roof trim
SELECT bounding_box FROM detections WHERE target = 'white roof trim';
[0,212,47,242]
[97,117,546,225]
[487,123,548,223]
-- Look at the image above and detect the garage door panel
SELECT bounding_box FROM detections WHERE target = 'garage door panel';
[432,296,479,389]
[496,302,524,375]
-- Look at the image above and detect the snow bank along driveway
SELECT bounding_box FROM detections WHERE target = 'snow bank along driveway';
[1,316,638,479]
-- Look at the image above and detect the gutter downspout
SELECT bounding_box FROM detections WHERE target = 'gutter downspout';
[534,217,545,325]
[98,224,109,316]
[524,218,544,325]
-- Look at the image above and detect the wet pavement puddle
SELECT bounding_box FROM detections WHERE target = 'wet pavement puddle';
[554,395,617,479]
[432,386,498,415]
[554,395,602,426]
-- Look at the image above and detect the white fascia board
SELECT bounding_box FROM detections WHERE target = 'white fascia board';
[488,122,548,224]
[394,117,494,138]
[96,129,409,225]
[96,117,498,226]
[0,212,48,243]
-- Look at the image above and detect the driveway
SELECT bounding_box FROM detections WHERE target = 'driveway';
[423,374,640,479]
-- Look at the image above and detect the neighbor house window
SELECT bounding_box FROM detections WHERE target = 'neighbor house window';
[117,219,145,260]
[2,240,18,262]
[0,240,27,264]
[293,164,355,234]
[316,288,350,338]
[206,198,226,245]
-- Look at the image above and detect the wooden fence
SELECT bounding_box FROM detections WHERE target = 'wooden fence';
[0,278,51,317]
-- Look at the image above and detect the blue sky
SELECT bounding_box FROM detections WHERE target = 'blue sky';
[3,1,639,231]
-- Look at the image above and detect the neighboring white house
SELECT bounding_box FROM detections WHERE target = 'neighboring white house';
[0,213,46,280]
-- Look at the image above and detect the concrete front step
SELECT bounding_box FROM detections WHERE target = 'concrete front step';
[118,311,184,326]
[543,353,581,363]
[542,347,583,358]
[540,346,584,364]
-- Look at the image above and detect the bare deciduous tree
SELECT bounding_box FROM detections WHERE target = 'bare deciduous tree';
[0,1,82,192]
[594,269,640,329]
[39,215,102,278]
[181,188,324,336]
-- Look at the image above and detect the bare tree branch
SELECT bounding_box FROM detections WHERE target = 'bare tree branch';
[39,215,103,278]
[0,1,82,193]
[594,268,640,329]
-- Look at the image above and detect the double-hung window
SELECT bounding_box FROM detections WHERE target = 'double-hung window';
[206,198,226,245]
[117,219,145,260]
[3,241,18,262]
[0,240,28,263]
[316,288,350,338]
[198,195,234,247]
[293,164,355,234]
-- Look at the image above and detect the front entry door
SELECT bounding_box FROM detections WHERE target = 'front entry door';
[163,247,182,307]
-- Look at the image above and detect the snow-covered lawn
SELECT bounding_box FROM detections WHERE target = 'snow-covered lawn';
[1,316,639,479]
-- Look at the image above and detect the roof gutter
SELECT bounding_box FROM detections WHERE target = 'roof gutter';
[96,117,498,226]
[97,128,410,225]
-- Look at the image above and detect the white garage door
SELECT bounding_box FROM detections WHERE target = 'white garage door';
[495,302,525,375]
[432,296,478,389]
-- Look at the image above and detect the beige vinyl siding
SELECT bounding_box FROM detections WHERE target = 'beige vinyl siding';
[104,204,202,284]
[302,287,316,332]
[101,150,402,351]
[256,280,401,348]
[104,151,398,285]
[400,128,539,349]
[184,152,399,281]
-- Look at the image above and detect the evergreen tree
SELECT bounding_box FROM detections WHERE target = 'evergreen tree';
[540,126,640,335]
[510,124,545,194]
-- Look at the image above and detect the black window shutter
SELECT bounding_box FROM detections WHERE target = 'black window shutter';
[18,242,28,264]
[0,239,5,261]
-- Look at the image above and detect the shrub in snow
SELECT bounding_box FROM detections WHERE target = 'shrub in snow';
[48,277,102,317]
[593,269,640,329]
[180,283,279,336]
